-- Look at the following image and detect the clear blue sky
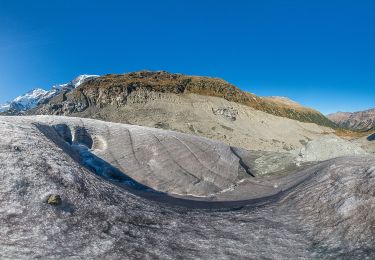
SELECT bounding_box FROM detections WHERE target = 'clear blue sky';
[0,0,374,114]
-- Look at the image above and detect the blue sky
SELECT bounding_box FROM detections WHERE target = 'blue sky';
[0,0,374,114]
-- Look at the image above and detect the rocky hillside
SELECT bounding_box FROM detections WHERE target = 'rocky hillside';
[33,71,336,128]
[327,108,375,130]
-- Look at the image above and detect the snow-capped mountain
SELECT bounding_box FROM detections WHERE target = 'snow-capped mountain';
[0,75,99,113]
[52,74,99,91]
[9,88,53,111]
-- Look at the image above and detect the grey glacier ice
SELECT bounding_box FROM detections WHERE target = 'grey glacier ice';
[0,116,374,259]
[294,135,367,162]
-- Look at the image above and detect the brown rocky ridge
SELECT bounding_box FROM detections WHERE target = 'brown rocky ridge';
[33,70,336,128]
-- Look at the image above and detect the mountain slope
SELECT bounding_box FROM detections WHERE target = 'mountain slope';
[327,108,375,130]
[0,89,51,113]
[34,70,336,128]
[0,75,98,114]
[1,88,57,112]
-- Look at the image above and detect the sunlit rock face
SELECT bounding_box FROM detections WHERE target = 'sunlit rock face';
[328,108,375,131]
[0,116,374,259]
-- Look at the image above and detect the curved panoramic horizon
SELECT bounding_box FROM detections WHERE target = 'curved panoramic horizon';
[1,2,375,259]
[1,0,374,114]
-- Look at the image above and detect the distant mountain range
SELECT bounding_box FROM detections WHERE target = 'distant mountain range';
[0,75,98,114]
[328,108,375,131]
